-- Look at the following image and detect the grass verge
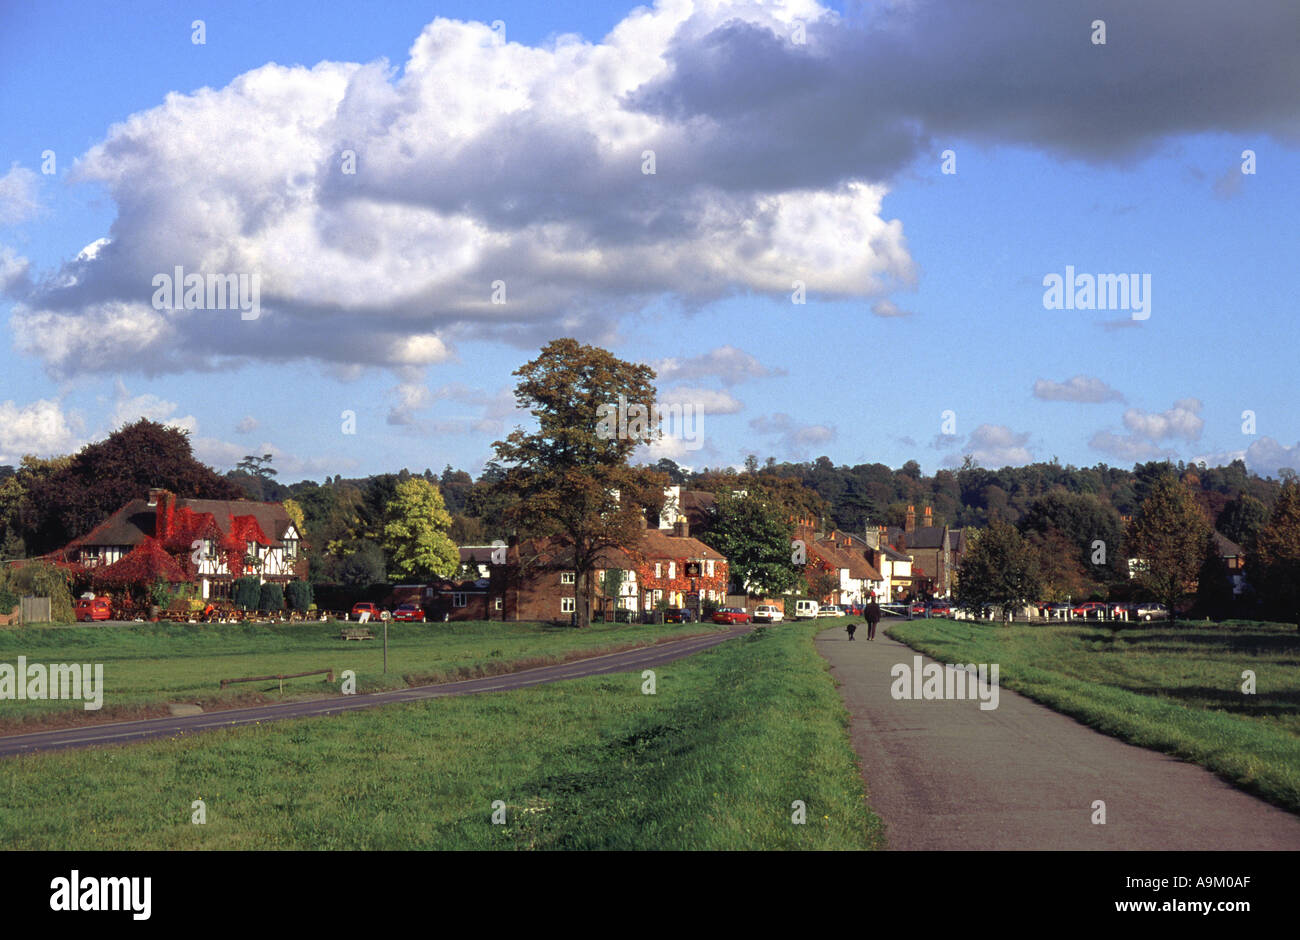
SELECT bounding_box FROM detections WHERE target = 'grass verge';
[887,617,1300,814]
[0,619,722,733]
[0,621,882,850]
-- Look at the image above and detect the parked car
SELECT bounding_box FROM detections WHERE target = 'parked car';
[391,603,426,622]
[1132,602,1170,621]
[793,599,821,620]
[1071,601,1109,619]
[663,607,695,623]
[712,607,751,625]
[909,602,927,616]
[930,600,952,617]
[753,604,784,623]
[350,602,389,621]
[74,596,113,622]
[817,604,846,618]
[1040,602,1072,619]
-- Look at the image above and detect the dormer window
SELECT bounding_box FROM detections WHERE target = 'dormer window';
[284,538,298,559]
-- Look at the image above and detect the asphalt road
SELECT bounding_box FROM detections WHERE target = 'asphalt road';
[816,623,1300,849]
[0,626,749,758]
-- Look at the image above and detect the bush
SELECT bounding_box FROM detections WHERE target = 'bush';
[285,580,313,612]
[258,581,285,613]
[232,576,261,611]
[0,587,18,614]
[1,561,75,623]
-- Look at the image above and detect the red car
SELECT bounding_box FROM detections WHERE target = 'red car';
[910,602,927,615]
[350,602,389,621]
[712,607,751,625]
[392,603,426,623]
[74,596,113,622]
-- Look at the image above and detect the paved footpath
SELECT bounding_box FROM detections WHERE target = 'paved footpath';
[816,623,1300,850]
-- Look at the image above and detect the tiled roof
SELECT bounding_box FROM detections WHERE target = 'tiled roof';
[66,497,295,550]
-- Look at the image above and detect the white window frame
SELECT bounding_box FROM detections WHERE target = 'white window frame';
[668,561,676,579]
[560,571,575,585]
[654,563,662,578]
[453,593,467,608]
[706,560,714,577]
[561,597,576,614]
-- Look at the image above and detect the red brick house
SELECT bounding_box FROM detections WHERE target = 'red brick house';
[495,520,729,623]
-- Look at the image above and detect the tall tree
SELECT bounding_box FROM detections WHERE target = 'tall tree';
[954,519,1041,621]
[1249,480,1300,629]
[703,490,800,597]
[1126,472,1210,617]
[492,339,667,627]
[380,477,460,581]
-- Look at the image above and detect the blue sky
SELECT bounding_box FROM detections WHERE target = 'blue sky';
[2,0,1297,482]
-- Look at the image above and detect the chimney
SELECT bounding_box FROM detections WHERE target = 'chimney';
[863,528,880,550]
[673,519,689,538]
[923,506,933,528]
[152,489,175,541]
[905,505,916,533]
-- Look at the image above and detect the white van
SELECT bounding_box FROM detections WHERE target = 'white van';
[793,599,821,620]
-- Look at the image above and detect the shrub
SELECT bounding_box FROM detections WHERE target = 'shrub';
[258,581,285,613]
[232,576,261,611]
[285,580,314,612]
[0,587,18,615]
[2,561,75,623]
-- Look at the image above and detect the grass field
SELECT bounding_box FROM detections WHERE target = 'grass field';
[0,619,724,732]
[887,617,1300,814]
[0,622,884,850]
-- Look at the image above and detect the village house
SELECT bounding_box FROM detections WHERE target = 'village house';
[884,505,966,598]
[494,519,728,623]
[50,488,305,598]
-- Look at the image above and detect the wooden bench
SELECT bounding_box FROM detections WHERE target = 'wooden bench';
[340,626,375,641]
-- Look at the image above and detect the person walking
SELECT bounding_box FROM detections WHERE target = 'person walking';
[865,597,881,641]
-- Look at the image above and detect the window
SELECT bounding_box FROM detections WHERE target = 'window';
[453,593,467,608]
[284,539,298,559]
[706,560,714,577]
[654,563,662,578]
[561,597,575,613]
[560,571,575,584]
[668,561,676,579]
[494,598,503,610]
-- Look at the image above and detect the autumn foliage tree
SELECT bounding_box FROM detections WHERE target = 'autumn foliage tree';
[955,519,1041,621]
[380,477,459,581]
[492,339,667,628]
[1126,472,1210,618]
[1249,479,1300,629]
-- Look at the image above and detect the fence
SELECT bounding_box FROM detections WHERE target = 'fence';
[20,596,52,624]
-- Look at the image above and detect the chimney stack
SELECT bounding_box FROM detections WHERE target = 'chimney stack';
[152,489,175,541]
[863,527,880,550]
[905,505,916,533]
[923,506,933,528]
[673,519,689,538]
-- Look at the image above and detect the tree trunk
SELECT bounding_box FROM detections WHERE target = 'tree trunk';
[575,569,591,628]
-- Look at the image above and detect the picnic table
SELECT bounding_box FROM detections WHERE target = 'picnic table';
[339,626,375,641]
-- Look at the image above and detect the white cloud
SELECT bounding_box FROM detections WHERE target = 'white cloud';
[1088,431,1177,463]
[108,380,197,434]
[749,412,835,457]
[0,164,41,225]
[1242,437,1300,478]
[1121,398,1204,442]
[944,424,1033,467]
[657,386,742,415]
[0,399,81,463]
[1033,375,1125,403]
[651,346,784,386]
[871,298,913,318]
[235,415,259,433]
[13,4,914,381]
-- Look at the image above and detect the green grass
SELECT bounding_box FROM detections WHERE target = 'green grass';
[0,619,724,730]
[888,617,1300,814]
[0,622,883,850]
